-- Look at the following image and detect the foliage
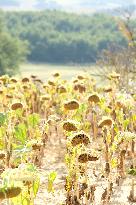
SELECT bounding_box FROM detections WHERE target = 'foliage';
[47,171,57,193]
[0,11,28,75]
[2,10,127,64]
[128,169,136,176]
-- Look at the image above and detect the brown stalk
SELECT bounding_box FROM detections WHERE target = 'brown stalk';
[92,108,98,141]
[128,178,136,202]
[118,150,126,179]
[103,128,110,177]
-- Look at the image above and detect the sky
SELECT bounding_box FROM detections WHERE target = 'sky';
[51,0,136,4]
[1,0,136,10]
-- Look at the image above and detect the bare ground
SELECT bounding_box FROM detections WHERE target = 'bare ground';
[34,137,136,205]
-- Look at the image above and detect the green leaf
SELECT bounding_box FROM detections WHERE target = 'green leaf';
[128,169,136,176]
[33,178,40,197]
[27,113,40,128]
[14,123,27,144]
[22,198,30,205]
[111,143,117,152]
[111,158,118,168]
[26,164,37,172]
[0,113,7,126]
[114,124,119,133]
[47,171,57,193]
[49,171,57,182]
[0,127,6,139]
[123,119,129,130]
[14,109,23,118]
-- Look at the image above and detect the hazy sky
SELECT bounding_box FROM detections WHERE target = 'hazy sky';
[1,0,136,10]
[47,0,136,5]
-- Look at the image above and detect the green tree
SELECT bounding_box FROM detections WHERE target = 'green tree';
[4,11,127,64]
[0,33,28,76]
[0,11,28,76]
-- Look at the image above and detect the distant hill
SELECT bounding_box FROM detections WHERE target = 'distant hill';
[0,0,135,12]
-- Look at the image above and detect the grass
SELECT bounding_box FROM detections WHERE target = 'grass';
[20,63,96,80]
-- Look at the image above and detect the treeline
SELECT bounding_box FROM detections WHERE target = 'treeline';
[3,10,127,64]
[0,11,28,75]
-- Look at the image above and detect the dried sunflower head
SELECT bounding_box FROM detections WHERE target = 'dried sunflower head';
[57,86,67,94]
[103,86,112,93]
[6,94,13,99]
[53,72,60,77]
[74,83,86,93]
[64,100,79,110]
[34,79,43,83]
[88,93,100,104]
[22,77,30,83]
[98,117,113,128]
[63,120,78,132]
[0,75,9,84]
[0,187,21,199]
[11,102,23,111]
[71,131,90,147]
[48,80,56,86]
[43,84,49,89]
[77,75,85,80]
[32,142,43,151]
[10,78,18,83]
[31,75,37,79]
[78,153,99,163]
[22,85,29,90]
[73,79,78,84]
